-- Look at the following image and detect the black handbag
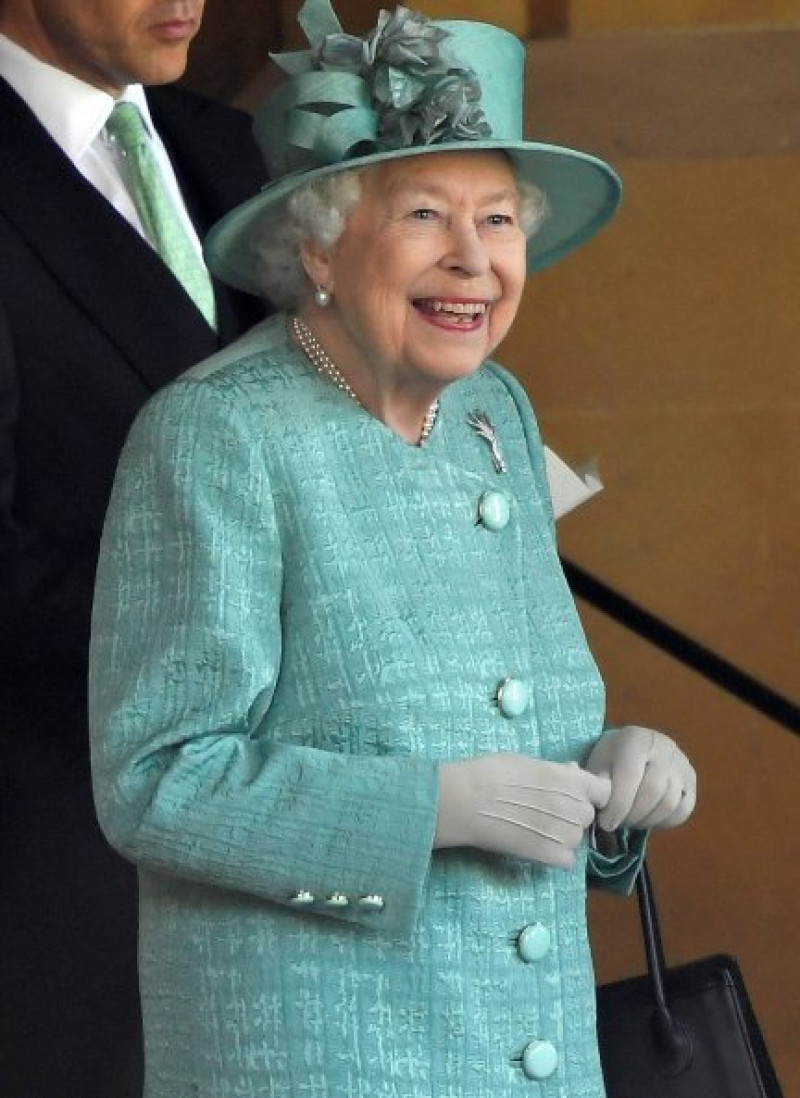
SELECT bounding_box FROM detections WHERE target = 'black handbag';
[596,863,784,1098]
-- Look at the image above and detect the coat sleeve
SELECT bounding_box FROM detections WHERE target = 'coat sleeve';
[89,378,439,937]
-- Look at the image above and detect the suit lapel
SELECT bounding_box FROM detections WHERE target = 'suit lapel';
[0,77,221,392]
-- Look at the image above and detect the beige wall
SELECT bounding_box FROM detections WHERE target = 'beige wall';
[571,0,800,32]
[188,2,800,1090]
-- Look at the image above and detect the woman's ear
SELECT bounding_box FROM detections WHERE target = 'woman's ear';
[300,239,334,296]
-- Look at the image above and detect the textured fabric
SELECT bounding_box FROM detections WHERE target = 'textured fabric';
[106,102,217,328]
[90,314,643,1098]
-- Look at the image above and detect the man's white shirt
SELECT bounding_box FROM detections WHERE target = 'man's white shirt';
[0,31,205,258]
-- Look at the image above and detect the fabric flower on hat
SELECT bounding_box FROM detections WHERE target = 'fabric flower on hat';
[367,6,448,71]
[278,1,491,151]
[379,66,489,147]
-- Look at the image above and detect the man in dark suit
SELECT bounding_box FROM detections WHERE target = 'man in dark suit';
[0,2,267,1094]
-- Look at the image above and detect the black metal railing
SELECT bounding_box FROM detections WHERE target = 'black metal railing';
[562,559,800,736]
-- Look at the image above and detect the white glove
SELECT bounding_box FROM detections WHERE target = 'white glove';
[584,725,697,832]
[434,753,612,869]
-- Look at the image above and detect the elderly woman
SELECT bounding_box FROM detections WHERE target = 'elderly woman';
[89,3,696,1096]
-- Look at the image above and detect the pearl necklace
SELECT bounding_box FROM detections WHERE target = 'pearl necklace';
[290,314,439,447]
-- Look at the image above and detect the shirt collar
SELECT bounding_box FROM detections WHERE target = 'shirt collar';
[0,32,153,159]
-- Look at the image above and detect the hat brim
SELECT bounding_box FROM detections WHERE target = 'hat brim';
[204,139,622,296]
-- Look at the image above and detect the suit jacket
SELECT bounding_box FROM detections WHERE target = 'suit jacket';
[0,76,266,1098]
[90,316,644,1098]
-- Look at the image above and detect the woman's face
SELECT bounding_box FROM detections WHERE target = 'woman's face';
[304,151,528,399]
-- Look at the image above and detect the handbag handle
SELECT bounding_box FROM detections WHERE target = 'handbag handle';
[635,862,694,1073]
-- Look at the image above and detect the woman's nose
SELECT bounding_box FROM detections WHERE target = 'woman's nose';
[444,221,490,276]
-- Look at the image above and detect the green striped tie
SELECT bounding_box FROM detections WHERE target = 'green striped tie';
[106,102,217,329]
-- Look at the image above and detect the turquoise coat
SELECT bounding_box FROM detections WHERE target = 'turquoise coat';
[89,315,642,1098]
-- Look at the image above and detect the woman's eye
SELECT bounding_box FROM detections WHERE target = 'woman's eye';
[486,213,515,227]
[411,208,439,221]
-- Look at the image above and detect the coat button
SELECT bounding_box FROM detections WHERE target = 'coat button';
[355,894,385,912]
[517,922,551,963]
[496,677,529,718]
[322,892,350,908]
[477,490,511,531]
[521,1040,558,1080]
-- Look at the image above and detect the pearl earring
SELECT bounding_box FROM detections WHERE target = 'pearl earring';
[314,285,331,308]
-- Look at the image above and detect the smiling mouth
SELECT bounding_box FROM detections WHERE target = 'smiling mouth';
[415,299,489,325]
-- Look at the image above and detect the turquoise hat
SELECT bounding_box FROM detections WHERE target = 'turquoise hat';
[205,0,622,295]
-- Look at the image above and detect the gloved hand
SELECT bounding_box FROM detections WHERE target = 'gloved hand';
[584,726,697,832]
[434,753,612,869]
